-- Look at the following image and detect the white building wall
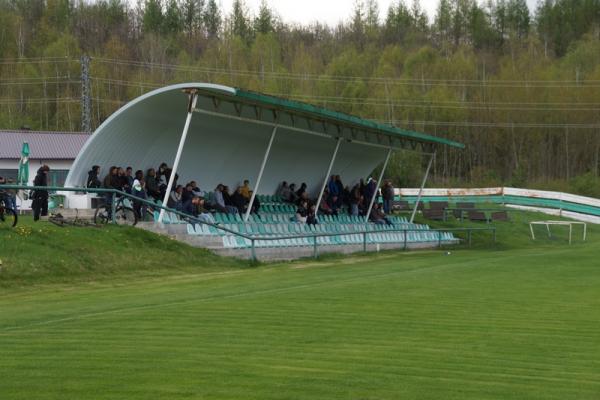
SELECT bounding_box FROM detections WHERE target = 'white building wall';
[0,158,74,210]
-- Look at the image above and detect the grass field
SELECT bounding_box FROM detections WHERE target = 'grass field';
[1,212,599,398]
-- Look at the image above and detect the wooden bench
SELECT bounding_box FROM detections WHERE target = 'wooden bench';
[423,208,445,221]
[429,201,449,210]
[454,202,475,219]
[491,211,509,221]
[467,210,490,223]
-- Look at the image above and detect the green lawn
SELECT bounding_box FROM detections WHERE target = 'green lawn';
[1,212,599,398]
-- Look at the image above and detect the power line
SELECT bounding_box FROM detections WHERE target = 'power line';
[0,58,78,65]
[88,77,600,112]
[0,80,81,86]
[91,57,600,88]
[0,97,80,104]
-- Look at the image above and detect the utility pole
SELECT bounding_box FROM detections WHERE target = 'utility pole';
[81,55,92,133]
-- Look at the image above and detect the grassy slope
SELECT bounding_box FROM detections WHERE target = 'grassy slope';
[1,211,599,398]
[0,216,249,287]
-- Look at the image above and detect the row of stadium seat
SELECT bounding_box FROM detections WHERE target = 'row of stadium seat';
[221,231,456,249]
[186,220,430,237]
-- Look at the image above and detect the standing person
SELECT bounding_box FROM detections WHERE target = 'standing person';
[383,181,395,214]
[132,170,147,220]
[145,168,161,200]
[31,165,50,221]
[125,167,134,193]
[86,165,101,188]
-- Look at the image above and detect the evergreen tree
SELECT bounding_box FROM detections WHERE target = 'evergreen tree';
[142,0,163,34]
[231,0,251,41]
[163,0,182,35]
[254,0,275,35]
[204,0,221,39]
[506,0,529,39]
[182,0,205,38]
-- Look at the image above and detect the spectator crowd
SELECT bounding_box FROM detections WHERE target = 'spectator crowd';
[85,163,397,226]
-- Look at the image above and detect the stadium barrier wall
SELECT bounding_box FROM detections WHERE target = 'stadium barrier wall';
[397,187,600,223]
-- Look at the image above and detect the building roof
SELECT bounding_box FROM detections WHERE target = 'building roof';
[0,130,90,160]
[66,83,462,192]
[233,89,465,149]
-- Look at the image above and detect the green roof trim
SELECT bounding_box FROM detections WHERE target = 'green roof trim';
[233,89,465,150]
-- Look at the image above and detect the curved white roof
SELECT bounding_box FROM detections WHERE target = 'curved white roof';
[66,83,461,194]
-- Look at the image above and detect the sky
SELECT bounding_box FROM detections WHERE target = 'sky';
[218,0,540,26]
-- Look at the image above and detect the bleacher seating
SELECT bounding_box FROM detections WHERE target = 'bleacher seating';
[153,195,458,251]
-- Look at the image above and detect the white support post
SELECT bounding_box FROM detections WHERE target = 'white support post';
[244,125,278,222]
[158,92,198,224]
[364,147,393,223]
[410,152,435,224]
[314,138,342,218]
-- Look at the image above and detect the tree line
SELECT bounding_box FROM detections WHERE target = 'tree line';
[1,0,600,194]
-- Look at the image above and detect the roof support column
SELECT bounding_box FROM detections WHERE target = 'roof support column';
[244,125,278,222]
[158,91,198,224]
[315,137,342,218]
[364,147,393,223]
[410,152,435,224]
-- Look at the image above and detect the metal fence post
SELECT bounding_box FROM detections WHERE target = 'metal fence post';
[111,192,117,224]
[438,230,442,248]
[251,239,256,261]
[313,236,318,258]
[363,232,367,252]
[403,230,408,251]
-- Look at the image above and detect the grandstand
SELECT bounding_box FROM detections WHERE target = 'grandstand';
[62,82,464,259]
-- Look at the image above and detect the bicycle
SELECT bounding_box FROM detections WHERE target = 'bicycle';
[94,195,138,226]
[0,195,18,228]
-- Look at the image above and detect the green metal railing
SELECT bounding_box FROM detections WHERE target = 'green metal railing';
[1,185,496,260]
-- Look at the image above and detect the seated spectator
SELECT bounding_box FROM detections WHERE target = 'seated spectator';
[168,185,184,211]
[296,182,307,199]
[222,185,234,207]
[296,190,309,207]
[296,199,309,223]
[214,184,238,214]
[240,179,251,200]
[307,205,318,225]
[326,194,339,215]
[190,181,206,197]
[288,183,299,203]
[183,196,216,225]
[182,183,194,203]
[319,190,334,215]
[369,203,393,226]
[86,165,102,188]
[251,194,261,216]
[276,181,289,199]
[230,186,248,215]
